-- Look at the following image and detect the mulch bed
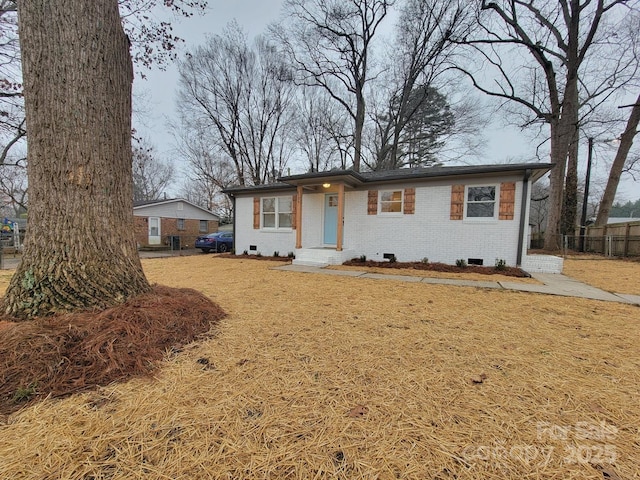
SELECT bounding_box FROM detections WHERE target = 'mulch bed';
[0,285,226,416]
[220,253,293,262]
[343,259,531,277]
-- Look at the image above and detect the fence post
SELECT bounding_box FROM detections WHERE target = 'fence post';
[624,224,631,257]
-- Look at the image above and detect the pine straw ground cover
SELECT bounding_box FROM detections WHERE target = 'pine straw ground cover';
[562,255,640,295]
[0,286,226,416]
[0,256,639,479]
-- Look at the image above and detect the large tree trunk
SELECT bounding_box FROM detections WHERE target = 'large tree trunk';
[595,91,640,226]
[3,0,151,319]
[544,121,567,250]
[353,88,365,172]
[562,128,579,236]
[543,1,581,252]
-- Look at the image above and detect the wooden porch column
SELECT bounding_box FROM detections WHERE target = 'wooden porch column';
[336,183,344,251]
[295,185,303,249]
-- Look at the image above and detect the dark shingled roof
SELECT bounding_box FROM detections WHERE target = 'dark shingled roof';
[223,163,553,195]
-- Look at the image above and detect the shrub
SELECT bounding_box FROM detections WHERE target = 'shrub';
[495,258,507,270]
[242,250,248,256]
[273,251,280,258]
[421,257,429,264]
[388,254,397,263]
[287,251,295,259]
[455,258,467,268]
[359,254,367,262]
[256,252,262,257]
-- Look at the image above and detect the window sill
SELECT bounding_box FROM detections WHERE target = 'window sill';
[260,228,294,232]
[462,217,498,223]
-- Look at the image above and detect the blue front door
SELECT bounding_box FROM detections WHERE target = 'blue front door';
[323,194,338,245]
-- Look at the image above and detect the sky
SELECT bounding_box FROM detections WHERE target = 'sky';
[132,0,638,204]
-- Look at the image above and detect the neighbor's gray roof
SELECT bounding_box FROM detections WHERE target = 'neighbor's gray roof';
[223,163,553,194]
[133,198,219,218]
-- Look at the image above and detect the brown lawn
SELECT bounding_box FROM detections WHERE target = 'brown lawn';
[562,255,640,295]
[0,256,638,479]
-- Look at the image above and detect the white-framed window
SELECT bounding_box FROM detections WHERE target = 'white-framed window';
[465,185,497,219]
[262,196,293,229]
[199,220,208,232]
[176,218,186,230]
[379,190,403,214]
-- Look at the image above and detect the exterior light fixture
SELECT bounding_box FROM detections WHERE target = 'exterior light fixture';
[322,183,331,188]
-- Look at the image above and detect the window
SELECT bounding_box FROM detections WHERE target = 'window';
[379,190,403,213]
[177,218,186,230]
[262,196,293,229]
[199,220,208,232]
[466,186,496,218]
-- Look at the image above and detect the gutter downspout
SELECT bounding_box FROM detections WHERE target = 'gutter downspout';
[230,194,236,253]
[516,169,531,266]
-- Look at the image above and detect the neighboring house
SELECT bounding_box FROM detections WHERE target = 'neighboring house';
[133,198,220,249]
[224,163,558,271]
[607,217,640,225]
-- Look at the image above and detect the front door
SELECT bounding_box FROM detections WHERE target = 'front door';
[323,194,338,245]
[148,217,161,245]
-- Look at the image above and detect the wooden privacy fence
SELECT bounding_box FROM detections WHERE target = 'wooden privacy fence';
[578,221,640,257]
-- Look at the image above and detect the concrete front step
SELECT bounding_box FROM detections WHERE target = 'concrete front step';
[291,259,330,267]
[293,247,357,266]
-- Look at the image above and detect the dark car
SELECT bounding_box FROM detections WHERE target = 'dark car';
[195,232,233,253]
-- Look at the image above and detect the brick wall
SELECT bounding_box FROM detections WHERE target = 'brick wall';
[234,174,529,266]
[134,216,219,248]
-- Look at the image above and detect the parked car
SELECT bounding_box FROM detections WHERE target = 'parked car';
[195,232,233,253]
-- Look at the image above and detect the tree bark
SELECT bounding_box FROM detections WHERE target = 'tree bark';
[4,0,151,319]
[595,92,640,226]
[543,0,581,251]
[562,127,579,236]
[353,88,365,172]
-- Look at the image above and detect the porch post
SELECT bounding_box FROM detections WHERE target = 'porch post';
[336,183,344,251]
[296,185,303,249]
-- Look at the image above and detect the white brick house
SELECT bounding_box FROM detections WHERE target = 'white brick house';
[224,164,554,269]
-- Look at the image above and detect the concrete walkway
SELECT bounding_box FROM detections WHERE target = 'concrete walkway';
[273,264,640,306]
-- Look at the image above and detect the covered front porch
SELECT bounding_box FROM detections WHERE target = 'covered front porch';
[281,170,365,266]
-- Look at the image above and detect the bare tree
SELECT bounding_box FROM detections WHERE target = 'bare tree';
[0,160,27,217]
[271,0,394,172]
[175,124,238,215]
[0,0,207,167]
[372,0,475,170]
[293,87,346,172]
[595,92,640,225]
[176,22,295,186]
[118,0,207,70]
[132,138,174,201]
[529,180,549,248]
[0,2,25,166]
[458,0,638,250]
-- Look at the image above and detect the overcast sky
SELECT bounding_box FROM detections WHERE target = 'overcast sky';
[132,1,638,202]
